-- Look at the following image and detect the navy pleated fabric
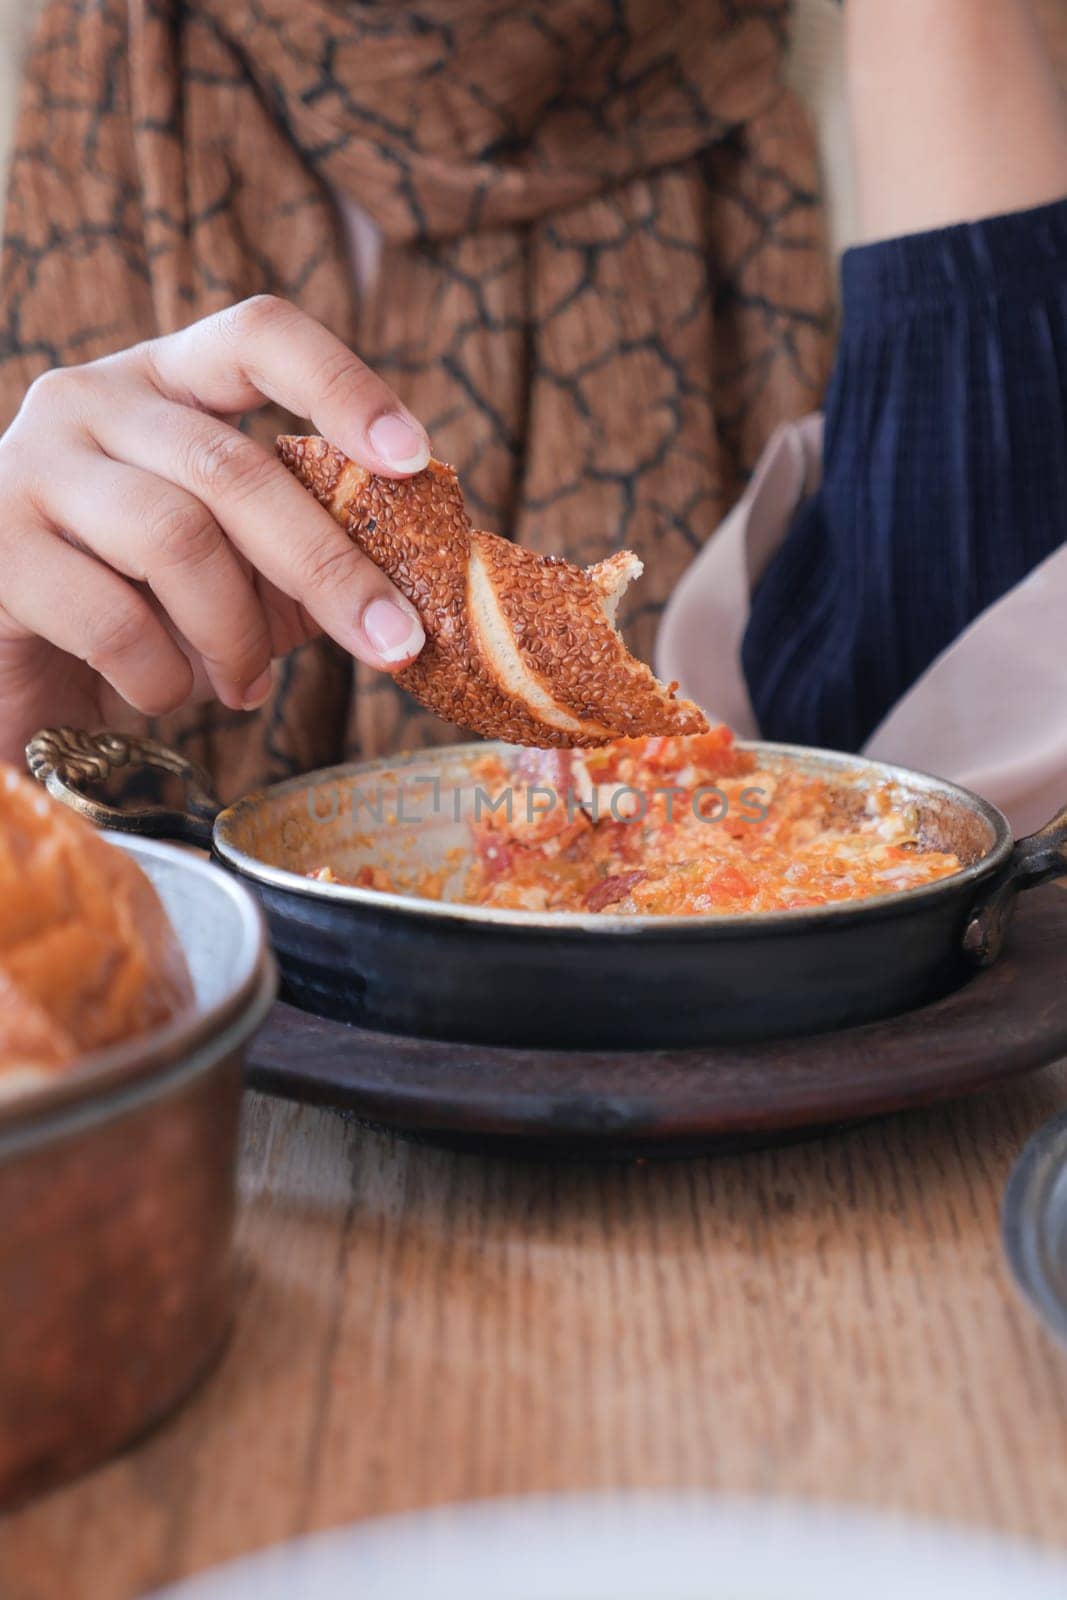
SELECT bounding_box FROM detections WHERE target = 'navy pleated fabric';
[741,195,1067,751]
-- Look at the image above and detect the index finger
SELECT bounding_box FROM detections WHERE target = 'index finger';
[143,295,431,477]
[84,393,427,673]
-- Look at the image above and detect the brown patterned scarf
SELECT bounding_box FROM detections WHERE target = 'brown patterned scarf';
[0,0,831,800]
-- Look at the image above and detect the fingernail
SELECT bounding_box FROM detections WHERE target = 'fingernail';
[368,413,431,472]
[242,666,273,710]
[363,596,425,663]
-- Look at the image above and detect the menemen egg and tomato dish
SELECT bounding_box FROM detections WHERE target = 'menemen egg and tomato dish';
[309,729,963,917]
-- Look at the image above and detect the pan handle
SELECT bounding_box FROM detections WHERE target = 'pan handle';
[963,802,1067,966]
[25,727,221,849]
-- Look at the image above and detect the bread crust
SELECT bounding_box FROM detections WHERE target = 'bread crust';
[277,435,709,747]
[0,767,194,1077]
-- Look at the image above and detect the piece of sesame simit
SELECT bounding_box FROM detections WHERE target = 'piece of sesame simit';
[277,435,709,748]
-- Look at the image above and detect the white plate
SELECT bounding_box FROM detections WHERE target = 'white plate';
[148,1493,1067,1600]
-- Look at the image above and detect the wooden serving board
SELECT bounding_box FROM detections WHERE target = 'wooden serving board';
[245,886,1067,1157]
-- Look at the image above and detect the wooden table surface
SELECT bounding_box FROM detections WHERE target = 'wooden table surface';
[3,1062,1067,1599]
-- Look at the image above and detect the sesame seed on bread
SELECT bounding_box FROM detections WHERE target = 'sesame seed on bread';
[276,435,709,748]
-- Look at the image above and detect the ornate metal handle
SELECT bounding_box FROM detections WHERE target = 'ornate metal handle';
[25,728,221,848]
[963,801,1067,966]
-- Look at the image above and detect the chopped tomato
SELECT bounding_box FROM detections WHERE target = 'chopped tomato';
[706,865,755,900]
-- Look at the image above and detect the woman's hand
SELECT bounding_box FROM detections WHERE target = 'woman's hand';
[0,295,431,763]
